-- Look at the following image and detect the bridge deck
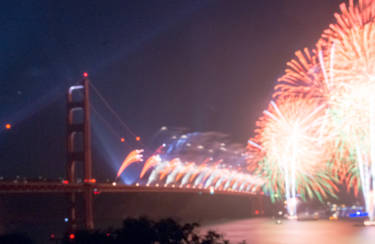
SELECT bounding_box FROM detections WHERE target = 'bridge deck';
[0,181,259,196]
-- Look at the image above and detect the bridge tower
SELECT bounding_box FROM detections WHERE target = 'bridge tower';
[66,73,94,230]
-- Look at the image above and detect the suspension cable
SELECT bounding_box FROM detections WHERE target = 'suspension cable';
[89,81,145,147]
[90,82,138,137]
[91,103,132,148]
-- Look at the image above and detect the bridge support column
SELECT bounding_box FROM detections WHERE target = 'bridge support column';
[66,74,94,230]
[68,192,77,231]
[250,195,265,216]
[85,187,94,229]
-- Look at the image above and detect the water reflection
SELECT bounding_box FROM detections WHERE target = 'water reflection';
[354,226,375,244]
[202,218,375,244]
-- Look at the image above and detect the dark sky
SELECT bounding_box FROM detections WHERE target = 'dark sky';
[0,0,343,179]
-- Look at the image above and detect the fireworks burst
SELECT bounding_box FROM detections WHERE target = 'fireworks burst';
[274,48,326,101]
[316,0,375,221]
[251,0,375,221]
[249,97,337,216]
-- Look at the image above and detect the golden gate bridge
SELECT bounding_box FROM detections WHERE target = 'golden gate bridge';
[0,74,265,231]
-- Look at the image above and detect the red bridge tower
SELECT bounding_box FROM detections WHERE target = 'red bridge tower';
[66,73,94,230]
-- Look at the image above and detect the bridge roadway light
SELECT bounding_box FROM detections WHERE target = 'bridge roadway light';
[84,178,96,183]
[93,188,100,195]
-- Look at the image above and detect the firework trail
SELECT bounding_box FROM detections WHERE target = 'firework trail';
[156,129,250,167]
[117,151,263,192]
[116,149,144,178]
[117,129,263,193]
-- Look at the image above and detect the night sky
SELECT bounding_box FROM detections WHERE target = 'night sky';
[0,0,343,180]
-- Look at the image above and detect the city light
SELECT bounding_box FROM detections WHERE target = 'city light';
[5,123,11,130]
[364,220,375,226]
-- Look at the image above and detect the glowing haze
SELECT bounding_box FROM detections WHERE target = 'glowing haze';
[116,0,375,222]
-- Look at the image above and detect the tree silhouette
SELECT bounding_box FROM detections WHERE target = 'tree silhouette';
[61,216,233,244]
[0,233,34,244]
